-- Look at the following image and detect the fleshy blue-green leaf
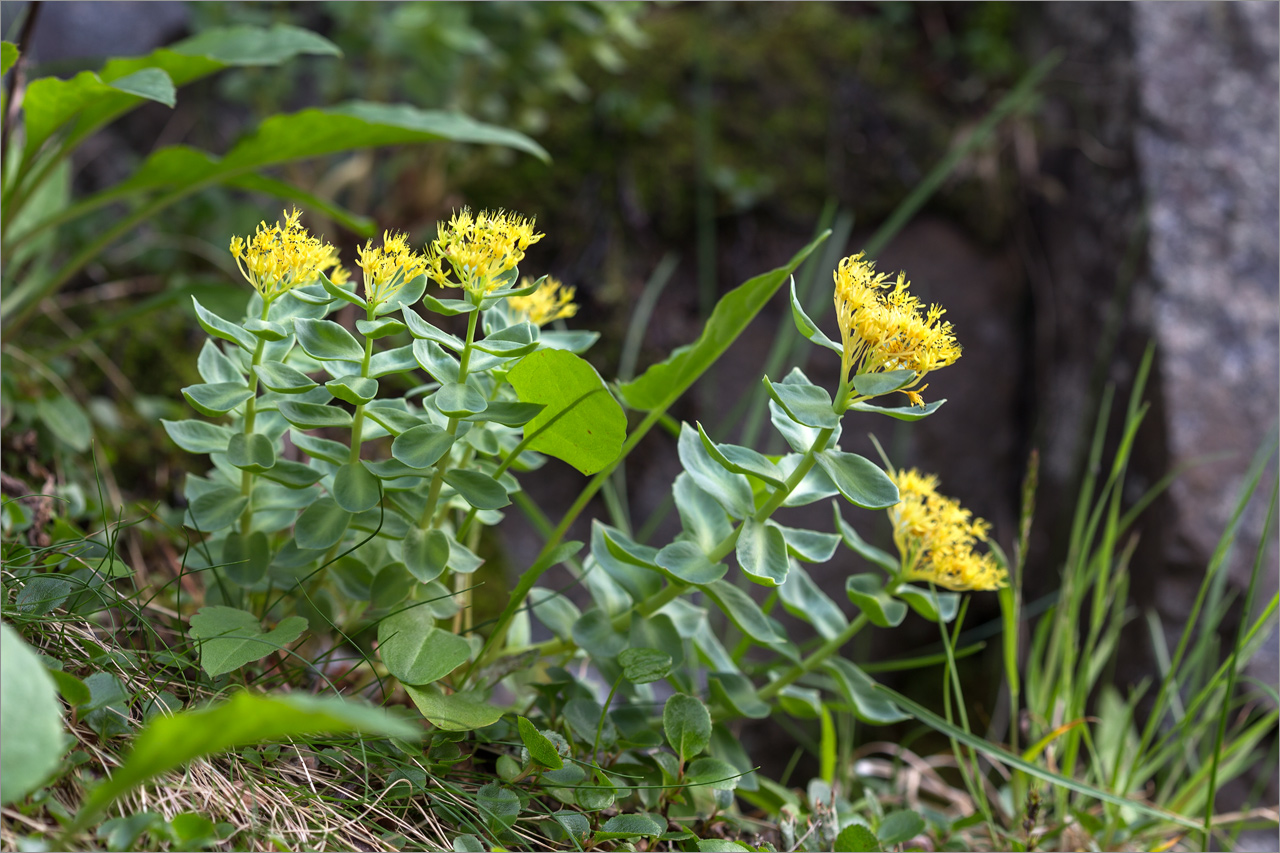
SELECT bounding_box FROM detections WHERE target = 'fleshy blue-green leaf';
[708,671,770,720]
[226,432,275,473]
[277,401,352,430]
[186,485,247,532]
[617,233,828,411]
[293,497,351,550]
[507,349,626,476]
[678,423,754,519]
[294,318,365,362]
[402,527,451,583]
[391,424,454,469]
[703,580,796,658]
[895,585,961,623]
[181,382,252,417]
[778,563,847,640]
[824,658,910,725]
[0,624,64,805]
[188,607,307,678]
[254,362,317,394]
[673,472,733,553]
[332,461,381,513]
[444,469,510,510]
[774,523,841,562]
[326,375,378,406]
[696,423,786,488]
[851,370,916,398]
[656,541,726,585]
[434,382,488,417]
[191,297,255,350]
[763,376,839,429]
[816,451,899,509]
[844,398,946,422]
[162,419,236,454]
[846,575,907,627]
[736,518,790,587]
[834,504,899,573]
[221,531,271,587]
[789,277,843,354]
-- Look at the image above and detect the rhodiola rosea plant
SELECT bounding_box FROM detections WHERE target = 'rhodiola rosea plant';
[163,206,1007,846]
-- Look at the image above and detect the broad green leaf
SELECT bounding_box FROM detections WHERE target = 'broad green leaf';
[529,587,581,641]
[1,42,17,77]
[696,840,749,852]
[656,541,726,585]
[475,782,521,831]
[851,369,916,398]
[452,835,485,852]
[391,424,453,469]
[763,376,839,429]
[696,423,786,488]
[293,497,352,550]
[230,173,374,237]
[404,684,503,732]
[444,469,510,510]
[844,398,946,422]
[36,394,92,452]
[548,812,590,845]
[114,101,548,202]
[402,527,451,583]
[181,382,252,417]
[834,824,882,853]
[702,580,796,658]
[221,531,270,586]
[517,717,564,770]
[23,68,175,159]
[564,696,614,747]
[708,671,770,719]
[46,668,91,708]
[507,349,626,476]
[678,423,754,519]
[618,648,673,684]
[824,658,910,725]
[186,485,247,532]
[598,814,663,840]
[834,504,899,573]
[673,472,733,555]
[325,375,378,406]
[878,811,926,846]
[816,451,899,509]
[618,233,828,411]
[294,318,364,362]
[736,518,790,586]
[332,461,381,513]
[191,297,255,350]
[277,400,352,429]
[377,607,469,685]
[14,576,71,615]
[254,362,316,394]
[188,607,307,677]
[687,756,742,791]
[434,382,487,417]
[226,432,275,473]
[663,694,711,762]
[789,277,843,354]
[69,690,415,833]
[778,563,848,640]
[846,575,907,628]
[0,624,64,805]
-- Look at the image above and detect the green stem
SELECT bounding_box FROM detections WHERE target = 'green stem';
[757,613,871,702]
[418,308,481,527]
[237,301,273,534]
[347,324,377,465]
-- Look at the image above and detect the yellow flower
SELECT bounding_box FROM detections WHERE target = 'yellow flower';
[425,208,544,296]
[229,209,342,303]
[834,252,961,405]
[887,468,1006,592]
[357,230,429,306]
[508,276,578,326]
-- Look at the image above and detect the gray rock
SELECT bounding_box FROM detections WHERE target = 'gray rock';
[1133,1,1280,688]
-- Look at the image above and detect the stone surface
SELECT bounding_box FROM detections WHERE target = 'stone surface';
[1133,1,1280,684]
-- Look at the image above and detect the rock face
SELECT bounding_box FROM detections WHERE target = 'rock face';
[1132,2,1280,688]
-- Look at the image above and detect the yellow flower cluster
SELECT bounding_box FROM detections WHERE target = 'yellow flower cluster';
[508,277,578,326]
[888,468,1006,591]
[357,231,429,306]
[229,209,342,303]
[834,252,961,406]
[426,208,544,296]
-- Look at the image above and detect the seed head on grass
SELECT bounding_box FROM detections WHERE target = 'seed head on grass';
[889,468,1006,591]
[834,252,961,406]
[426,208,544,297]
[508,276,578,326]
[229,209,344,304]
